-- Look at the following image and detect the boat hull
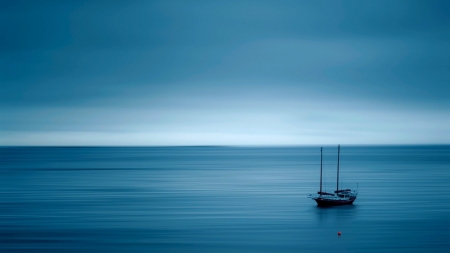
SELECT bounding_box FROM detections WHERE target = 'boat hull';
[314,197,355,207]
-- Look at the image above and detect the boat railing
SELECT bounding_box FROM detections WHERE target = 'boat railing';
[318,191,334,196]
[334,189,352,193]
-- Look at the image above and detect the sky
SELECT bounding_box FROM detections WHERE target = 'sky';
[1,0,449,146]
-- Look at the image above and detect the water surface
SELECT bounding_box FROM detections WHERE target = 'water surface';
[1,145,449,252]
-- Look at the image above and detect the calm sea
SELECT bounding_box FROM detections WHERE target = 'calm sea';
[1,145,449,252]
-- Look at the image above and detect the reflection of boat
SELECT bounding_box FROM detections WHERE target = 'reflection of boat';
[308,145,358,207]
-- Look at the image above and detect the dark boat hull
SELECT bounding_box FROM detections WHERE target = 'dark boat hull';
[314,198,355,207]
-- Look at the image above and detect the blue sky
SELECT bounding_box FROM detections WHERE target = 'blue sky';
[1,0,449,145]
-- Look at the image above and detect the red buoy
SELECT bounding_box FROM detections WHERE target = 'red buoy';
[337,231,342,236]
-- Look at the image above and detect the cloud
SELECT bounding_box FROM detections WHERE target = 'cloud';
[1,1,449,145]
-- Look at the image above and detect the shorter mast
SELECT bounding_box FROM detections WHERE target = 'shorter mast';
[336,145,340,192]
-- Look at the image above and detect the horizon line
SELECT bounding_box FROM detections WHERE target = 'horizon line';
[1,144,448,148]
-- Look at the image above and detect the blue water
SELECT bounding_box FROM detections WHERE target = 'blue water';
[1,145,449,252]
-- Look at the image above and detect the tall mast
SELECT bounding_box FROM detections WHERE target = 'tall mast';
[320,147,323,194]
[336,145,340,192]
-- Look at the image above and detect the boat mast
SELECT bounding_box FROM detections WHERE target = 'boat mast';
[336,145,340,192]
[320,147,323,194]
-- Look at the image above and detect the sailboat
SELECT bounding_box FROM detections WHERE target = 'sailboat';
[308,145,358,207]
